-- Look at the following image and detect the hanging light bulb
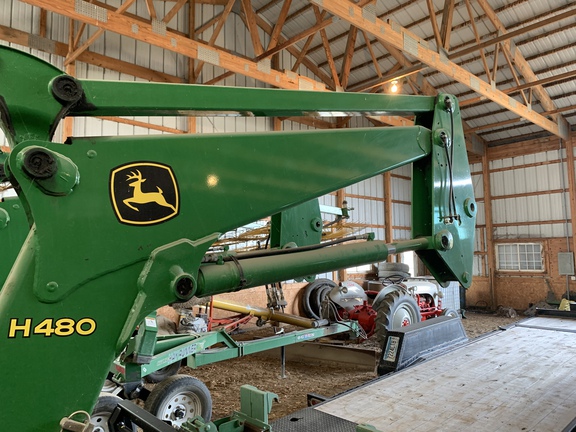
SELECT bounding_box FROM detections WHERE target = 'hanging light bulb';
[390,80,399,93]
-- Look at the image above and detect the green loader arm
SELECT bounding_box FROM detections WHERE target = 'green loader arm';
[0,46,476,432]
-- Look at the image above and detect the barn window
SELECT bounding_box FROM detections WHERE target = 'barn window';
[496,243,543,271]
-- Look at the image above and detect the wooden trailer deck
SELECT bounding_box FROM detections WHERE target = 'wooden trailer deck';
[272,316,576,431]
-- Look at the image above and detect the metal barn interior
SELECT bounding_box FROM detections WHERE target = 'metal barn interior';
[1,1,576,431]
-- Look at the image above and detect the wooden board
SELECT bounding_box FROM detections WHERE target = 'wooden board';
[316,317,576,431]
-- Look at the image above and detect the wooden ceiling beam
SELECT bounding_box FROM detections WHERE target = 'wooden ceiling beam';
[252,8,333,85]
[358,30,385,92]
[21,0,327,91]
[64,0,137,66]
[339,26,357,89]
[474,0,569,131]
[255,13,334,62]
[206,10,333,88]
[449,6,576,60]
[266,0,291,51]
[439,0,455,50]
[194,0,236,78]
[0,24,182,83]
[256,0,283,14]
[463,0,490,78]
[426,0,443,50]
[310,0,568,141]
[241,0,264,56]
[313,4,340,89]
[349,64,424,93]
[39,8,47,37]
[469,104,576,133]
[163,0,188,24]
[145,0,157,20]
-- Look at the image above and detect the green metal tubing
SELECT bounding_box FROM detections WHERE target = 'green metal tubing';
[73,79,435,118]
[187,323,359,368]
[197,238,431,296]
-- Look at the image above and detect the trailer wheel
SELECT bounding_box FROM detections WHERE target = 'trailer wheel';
[373,291,421,344]
[144,360,181,384]
[144,374,212,427]
[91,393,135,432]
[441,308,460,318]
[301,279,336,319]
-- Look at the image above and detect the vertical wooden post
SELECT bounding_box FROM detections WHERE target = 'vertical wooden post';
[564,133,576,260]
[482,151,496,308]
[62,18,75,142]
[383,172,394,262]
[273,117,281,132]
[187,0,197,134]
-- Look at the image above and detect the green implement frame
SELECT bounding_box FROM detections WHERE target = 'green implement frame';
[117,315,361,383]
[0,46,476,432]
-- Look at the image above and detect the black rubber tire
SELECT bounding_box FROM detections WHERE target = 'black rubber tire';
[301,279,337,320]
[91,394,136,432]
[373,291,421,344]
[378,262,410,273]
[144,360,181,384]
[441,308,460,318]
[313,285,333,319]
[144,374,212,426]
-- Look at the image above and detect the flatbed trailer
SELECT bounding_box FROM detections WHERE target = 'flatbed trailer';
[272,315,576,432]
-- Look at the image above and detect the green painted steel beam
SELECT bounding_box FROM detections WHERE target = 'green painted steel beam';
[0,47,65,147]
[412,95,477,286]
[70,80,435,118]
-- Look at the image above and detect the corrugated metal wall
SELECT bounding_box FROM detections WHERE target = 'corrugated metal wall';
[471,147,574,277]
[490,149,570,239]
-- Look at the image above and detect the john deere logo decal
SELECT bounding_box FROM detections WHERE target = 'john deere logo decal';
[110,162,179,225]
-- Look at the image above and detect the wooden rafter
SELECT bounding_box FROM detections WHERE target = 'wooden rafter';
[468,103,576,133]
[449,6,576,60]
[311,0,568,140]
[460,0,576,132]
[474,0,571,131]
[205,9,334,87]
[500,48,529,106]
[439,0,455,50]
[21,0,327,90]
[241,0,264,56]
[64,0,137,66]
[291,33,315,72]
[359,30,384,91]
[164,0,188,24]
[463,0,490,79]
[312,5,340,89]
[39,8,47,38]
[145,0,157,20]
[350,64,424,93]
[266,0,291,51]
[194,0,236,78]
[339,26,357,89]
[426,0,442,50]
[0,24,181,83]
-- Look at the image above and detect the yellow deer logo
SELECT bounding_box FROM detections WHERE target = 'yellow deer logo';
[124,170,176,212]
